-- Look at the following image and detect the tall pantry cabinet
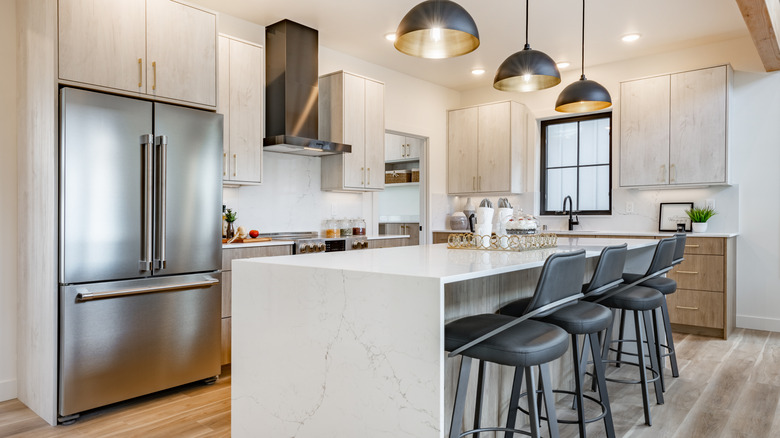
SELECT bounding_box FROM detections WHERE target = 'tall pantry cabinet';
[320,71,385,191]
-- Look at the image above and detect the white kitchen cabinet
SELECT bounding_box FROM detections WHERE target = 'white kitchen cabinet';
[320,71,385,191]
[218,35,264,185]
[58,0,146,94]
[620,65,730,188]
[385,133,424,162]
[58,0,217,108]
[447,101,527,195]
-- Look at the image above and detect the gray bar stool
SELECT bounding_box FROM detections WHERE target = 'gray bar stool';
[596,237,677,426]
[499,245,627,438]
[445,250,586,438]
[622,233,685,391]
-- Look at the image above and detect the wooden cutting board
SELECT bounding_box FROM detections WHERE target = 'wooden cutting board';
[222,237,273,244]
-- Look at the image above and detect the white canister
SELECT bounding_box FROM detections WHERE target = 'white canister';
[474,224,492,248]
[476,207,494,226]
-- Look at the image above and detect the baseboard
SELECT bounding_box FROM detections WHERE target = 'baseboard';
[736,315,780,333]
[0,378,17,402]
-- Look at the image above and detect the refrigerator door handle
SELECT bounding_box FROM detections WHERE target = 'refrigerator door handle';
[140,134,154,272]
[155,135,168,270]
[75,277,219,301]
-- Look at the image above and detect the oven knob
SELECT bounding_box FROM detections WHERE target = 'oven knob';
[318,243,326,252]
[361,241,368,249]
[300,244,309,253]
[352,240,360,249]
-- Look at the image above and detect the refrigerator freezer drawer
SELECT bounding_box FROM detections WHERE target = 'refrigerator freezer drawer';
[58,273,222,418]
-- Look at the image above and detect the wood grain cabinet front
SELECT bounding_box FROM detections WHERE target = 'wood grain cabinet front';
[58,0,217,108]
[220,244,292,364]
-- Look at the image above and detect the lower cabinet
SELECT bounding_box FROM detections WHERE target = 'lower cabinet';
[379,222,419,245]
[432,232,451,244]
[221,244,293,364]
[367,237,409,249]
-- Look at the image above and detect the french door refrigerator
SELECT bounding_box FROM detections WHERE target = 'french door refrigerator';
[58,87,223,421]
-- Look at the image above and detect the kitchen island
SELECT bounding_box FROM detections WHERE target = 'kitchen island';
[231,238,657,437]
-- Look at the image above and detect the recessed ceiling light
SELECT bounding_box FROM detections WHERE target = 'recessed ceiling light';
[472,69,485,75]
[621,33,641,43]
[556,61,570,69]
[385,32,397,42]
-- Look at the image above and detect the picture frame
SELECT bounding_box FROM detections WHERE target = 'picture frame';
[659,202,693,232]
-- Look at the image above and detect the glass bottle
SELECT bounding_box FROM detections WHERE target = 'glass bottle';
[340,218,352,236]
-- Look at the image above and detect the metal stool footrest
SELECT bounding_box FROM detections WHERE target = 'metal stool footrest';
[515,389,608,425]
[602,358,660,384]
[457,426,533,437]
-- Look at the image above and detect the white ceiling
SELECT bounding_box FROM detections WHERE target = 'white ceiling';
[191,0,750,91]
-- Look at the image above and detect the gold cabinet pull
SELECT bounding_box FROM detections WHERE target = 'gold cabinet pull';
[368,168,371,185]
[233,154,237,177]
[361,167,365,185]
[152,61,157,91]
[223,152,227,177]
[138,58,143,87]
[676,306,699,311]
[685,244,700,248]
[478,176,482,191]
[676,270,699,275]
[660,164,666,183]
[472,176,476,190]
[670,163,676,183]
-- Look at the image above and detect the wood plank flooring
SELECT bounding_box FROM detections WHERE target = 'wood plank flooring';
[1,329,780,437]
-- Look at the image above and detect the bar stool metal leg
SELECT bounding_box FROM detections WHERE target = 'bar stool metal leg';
[473,360,485,437]
[660,300,679,377]
[450,356,472,438]
[642,310,664,404]
[588,332,616,438]
[539,364,560,438]
[504,367,524,438]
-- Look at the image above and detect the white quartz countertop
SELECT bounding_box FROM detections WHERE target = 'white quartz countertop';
[432,229,738,238]
[236,237,656,284]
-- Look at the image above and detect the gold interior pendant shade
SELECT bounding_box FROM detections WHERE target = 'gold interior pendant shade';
[394,0,480,59]
[555,0,611,113]
[493,0,561,92]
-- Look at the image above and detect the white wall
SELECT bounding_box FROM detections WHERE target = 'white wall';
[0,0,17,402]
[217,15,460,235]
[458,35,780,331]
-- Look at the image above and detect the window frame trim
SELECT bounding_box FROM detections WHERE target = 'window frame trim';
[540,112,613,216]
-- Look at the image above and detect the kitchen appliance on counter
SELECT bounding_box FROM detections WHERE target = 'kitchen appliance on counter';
[258,232,369,254]
[58,88,223,423]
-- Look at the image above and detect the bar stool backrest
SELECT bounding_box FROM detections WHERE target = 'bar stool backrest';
[584,244,627,297]
[644,237,677,276]
[672,233,687,265]
[522,249,586,318]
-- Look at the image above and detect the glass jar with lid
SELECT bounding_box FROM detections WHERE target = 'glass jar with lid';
[325,219,339,238]
[352,218,366,235]
[339,218,352,236]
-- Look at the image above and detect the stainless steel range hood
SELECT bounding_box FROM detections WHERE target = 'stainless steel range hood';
[264,20,351,156]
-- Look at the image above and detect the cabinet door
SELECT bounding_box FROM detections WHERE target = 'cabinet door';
[228,39,264,183]
[406,136,424,160]
[620,76,670,186]
[403,223,420,245]
[146,0,217,107]
[385,133,405,161]
[342,74,366,188]
[58,0,146,94]
[448,107,479,194]
[478,102,512,192]
[364,79,385,189]
[217,36,231,180]
[670,66,727,185]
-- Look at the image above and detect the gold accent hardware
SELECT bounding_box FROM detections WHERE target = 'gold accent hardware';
[138,58,142,87]
[670,164,676,183]
[361,167,365,185]
[368,168,371,185]
[661,164,666,183]
[233,154,237,177]
[685,244,700,248]
[152,61,157,90]
[676,270,699,275]
[676,306,699,310]
[223,152,227,177]
[472,176,476,190]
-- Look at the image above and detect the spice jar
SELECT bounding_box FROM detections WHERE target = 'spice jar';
[325,219,339,238]
[352,218,366,235]
[339,218,352,236]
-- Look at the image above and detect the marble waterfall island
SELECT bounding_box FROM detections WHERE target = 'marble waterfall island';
[231,238,657,437]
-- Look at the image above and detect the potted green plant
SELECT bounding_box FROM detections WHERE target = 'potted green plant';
[225,208,237,238]
[685,206,716,233]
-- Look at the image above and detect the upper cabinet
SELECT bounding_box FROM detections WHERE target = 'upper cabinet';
[447,101,528,195]
[58,0,217,108]
[620,65,730,188]
[385,133,423,162]
[218,35,264,185]
[320,71,385,192]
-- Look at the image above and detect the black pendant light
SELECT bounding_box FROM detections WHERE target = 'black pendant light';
[493,0,561,92]
[555,0,611,113]
[394,0,480,59]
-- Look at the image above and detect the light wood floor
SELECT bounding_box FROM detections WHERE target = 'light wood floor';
[1,329,779,437]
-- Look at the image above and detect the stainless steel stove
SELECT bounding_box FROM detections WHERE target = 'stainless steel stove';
[257,232,369,254]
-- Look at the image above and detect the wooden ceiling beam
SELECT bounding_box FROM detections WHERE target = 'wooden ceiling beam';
[736,0,780,71]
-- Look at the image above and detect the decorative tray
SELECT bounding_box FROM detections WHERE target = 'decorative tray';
[447,233,558,252]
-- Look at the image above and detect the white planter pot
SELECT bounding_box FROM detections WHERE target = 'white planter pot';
[692,222,708,233]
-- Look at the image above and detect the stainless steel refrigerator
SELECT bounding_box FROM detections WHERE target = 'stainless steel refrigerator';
[58,87,223,421]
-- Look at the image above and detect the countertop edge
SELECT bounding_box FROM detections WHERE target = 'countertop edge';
[222,240,295,249]
[432,230,739,238]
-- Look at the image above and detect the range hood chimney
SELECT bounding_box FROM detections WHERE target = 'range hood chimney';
[263,20,351,156]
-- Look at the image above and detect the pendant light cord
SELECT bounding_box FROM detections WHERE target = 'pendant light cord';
[525,0,529,46]
[581,0,586,79]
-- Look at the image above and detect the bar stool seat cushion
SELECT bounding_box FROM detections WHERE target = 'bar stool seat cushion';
[600,286,664,311]
[540,301,613,335]
[623,274,677,295]
[498,298,532,318]
[445,314,569,367]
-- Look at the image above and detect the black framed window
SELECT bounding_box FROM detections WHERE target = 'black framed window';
[540,113,612,215]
